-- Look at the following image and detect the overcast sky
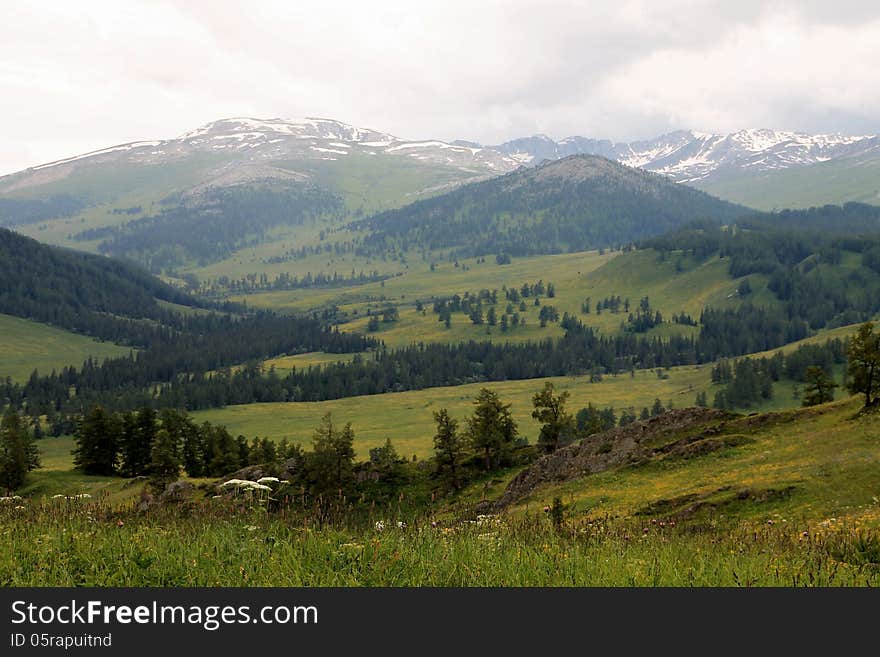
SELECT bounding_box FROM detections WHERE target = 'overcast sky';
[2,0,880,175]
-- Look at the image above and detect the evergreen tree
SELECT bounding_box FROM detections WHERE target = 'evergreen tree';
[0,411,40,491]
[207,427,241,477]
[432,408,465,490]
[120,407,157,477]
[802,366,837,407]
[466,388,518,471]
[307,413,355,495]
[651,398,665,416]
[369,438,403,483]
[695,391,708,407]
[72,405,120,476]
[148,429,181,492]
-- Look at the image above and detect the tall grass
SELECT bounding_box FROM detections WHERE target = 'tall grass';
[2,496,877,586]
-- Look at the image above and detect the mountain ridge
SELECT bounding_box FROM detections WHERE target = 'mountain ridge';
[3,117,877,199]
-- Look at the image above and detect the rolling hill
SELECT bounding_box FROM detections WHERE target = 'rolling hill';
[352,154,748,259]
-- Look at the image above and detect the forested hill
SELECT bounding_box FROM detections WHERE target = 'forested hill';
[0,227,203,341]
[641,205,880,331]
[351,154,748,259]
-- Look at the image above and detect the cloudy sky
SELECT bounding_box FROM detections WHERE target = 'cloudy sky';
[2,0,880,175]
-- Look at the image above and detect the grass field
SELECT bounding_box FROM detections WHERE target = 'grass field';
[192,365,713,459]
[0,313,131,381]
[203,322,865,460]
[231,247,756,348]
[5,395,880,586]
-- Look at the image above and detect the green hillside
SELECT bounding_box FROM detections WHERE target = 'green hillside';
[493,396,880,531]
[695,152,880,210]
[354,154,747,259]
[0,313,130,381]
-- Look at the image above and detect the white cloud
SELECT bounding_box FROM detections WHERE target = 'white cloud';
[1,0,879,175]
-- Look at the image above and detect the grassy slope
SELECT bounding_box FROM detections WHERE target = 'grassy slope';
[0,313,130,381]
[695,153,880,211]
[236,248,748,348]
[198,321,865,461]
[193,366,711,459]
[499,397,880,530]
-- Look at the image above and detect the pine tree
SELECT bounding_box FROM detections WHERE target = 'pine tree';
[0,411,40,491]
[432,408,465,490]
[467,388,518,471]
[120,407,157,477]
[148,429,181,492]
[72,405,120,476]
[307,413,355,495]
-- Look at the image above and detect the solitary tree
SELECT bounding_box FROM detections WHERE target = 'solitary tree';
[432,408,466,490]
[802,367,838,407]
[467,388,518,471]
[532,382,574,453]
[847,322,880,408]
[148,429,181,493]
[307,413,355,494]
[0,411,40,491]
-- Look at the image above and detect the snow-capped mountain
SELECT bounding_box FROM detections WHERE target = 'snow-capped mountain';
[3,117,519,194]
[491,128,880,183]
[4,118,879,198]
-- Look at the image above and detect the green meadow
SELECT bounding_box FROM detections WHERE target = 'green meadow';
[0,313,130,382]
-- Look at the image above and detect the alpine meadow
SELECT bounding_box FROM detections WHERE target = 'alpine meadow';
[3,3,880,595]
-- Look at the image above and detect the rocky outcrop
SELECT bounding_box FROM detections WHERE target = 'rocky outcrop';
[494,408,733,509]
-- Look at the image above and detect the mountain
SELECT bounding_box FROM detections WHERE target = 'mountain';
[0,117,519,205]
[491,128,880,185]
[352,154,747,258]
[0,226,201,342]
[693,150,880,210]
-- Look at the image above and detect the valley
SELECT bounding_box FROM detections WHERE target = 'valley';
[2,114,880,589]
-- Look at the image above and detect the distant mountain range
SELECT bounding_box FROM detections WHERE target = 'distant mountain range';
[3,117,878,195]
[490,128,880,184]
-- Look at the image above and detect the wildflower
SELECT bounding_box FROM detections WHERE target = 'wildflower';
[245,525,258,532]
[431,521,438,528]
[375,521,386,532]
[256,477,280,485]
[117,520,125,528]
[767,519,774,525]
[397,521,406,530]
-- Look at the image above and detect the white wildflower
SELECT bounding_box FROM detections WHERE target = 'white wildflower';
[397,521,407,530]
[375,521,386,532]
[256,477,280,484]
